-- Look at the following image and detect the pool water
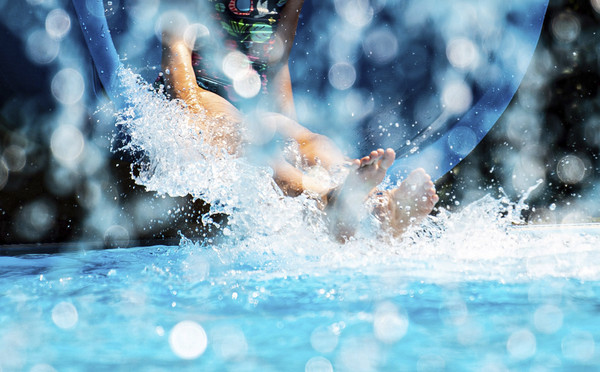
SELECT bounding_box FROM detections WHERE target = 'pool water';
[1,197,599,371]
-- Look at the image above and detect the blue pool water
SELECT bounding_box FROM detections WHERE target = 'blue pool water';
[2,198,600,371]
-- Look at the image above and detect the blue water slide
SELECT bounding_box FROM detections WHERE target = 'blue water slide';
[71,0,124,105]
[292,0,549,183]
[386,1,550,182]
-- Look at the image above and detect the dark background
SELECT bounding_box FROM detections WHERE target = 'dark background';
[0,0,598,251]
[439,0,600,224]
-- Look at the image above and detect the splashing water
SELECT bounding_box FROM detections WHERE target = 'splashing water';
[109,70,600,285]
[1,177,599,370]
[113,69,330,244]
[2,67,600,371]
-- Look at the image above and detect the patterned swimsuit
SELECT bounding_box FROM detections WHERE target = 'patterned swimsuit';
[192,0,289,107]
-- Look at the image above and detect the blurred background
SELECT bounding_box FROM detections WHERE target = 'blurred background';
[0,0,598,249]
[440,0,600,224]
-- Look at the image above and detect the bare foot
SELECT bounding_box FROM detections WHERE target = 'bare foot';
[374,168,439,238]
[328,148,396,241]
[353,148,396,190]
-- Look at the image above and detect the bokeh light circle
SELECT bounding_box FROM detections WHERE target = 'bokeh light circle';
[446,37,479,70]
[18,199,55,239]
[211,324,248,360]
[507,329,537,360]
[223,51,252,80]
[169,320,208,360]
[561,331,595,362]
[305,356,333,372]
[551,12,581,43]
[447,126,477,157]
[50,125,85,166]
[233,69,261,98]
[127,0,160,21]
[373,302,409,343]
[441,81,472,114]
[334,0,374,27]
[45,8,71,39]
[302,166,333,195]
[328,62,357,91]
[25,29,59,65]
[362,28,399,65]
[154,10,189,41]
[51,68,85,105]
[534,304,563,334]
[310,325,339,353]
[51,302,79,329]
[104,225,130,247]
[3,145,27,172]
[184,23,210,50]
[556,154,586,184]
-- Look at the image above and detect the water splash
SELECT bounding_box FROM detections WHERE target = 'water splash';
[109,69,600,284]
[113,69,330,242]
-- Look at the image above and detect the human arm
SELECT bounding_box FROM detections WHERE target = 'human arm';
[161,32,242,123]
[265,0,304,119]
[160,4,344,197]
[161,28,244,153]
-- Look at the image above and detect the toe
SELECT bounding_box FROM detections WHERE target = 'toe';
[380,149,395,170]
[360,155,372,165]
[371,150,382,160]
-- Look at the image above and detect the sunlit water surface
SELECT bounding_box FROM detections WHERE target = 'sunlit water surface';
[1,72,600,372]
[1,207,599,371]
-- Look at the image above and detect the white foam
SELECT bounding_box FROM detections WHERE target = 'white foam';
[113,69,600,284]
